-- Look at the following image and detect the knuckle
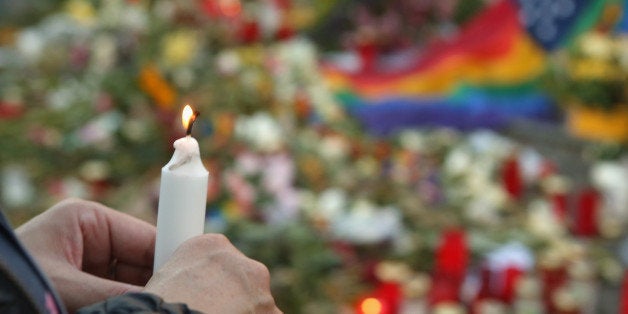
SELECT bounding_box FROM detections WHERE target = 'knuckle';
[187,233,231,249]
[208,233,230,245]
[54,197,98,214]
[249,260,271,280]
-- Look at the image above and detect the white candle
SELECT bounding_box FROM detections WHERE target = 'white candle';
[154,105,209,271]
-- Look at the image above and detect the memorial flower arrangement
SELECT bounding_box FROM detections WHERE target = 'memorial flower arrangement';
[1,0,628,313]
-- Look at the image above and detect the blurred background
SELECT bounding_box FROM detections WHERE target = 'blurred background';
[1,0,628,313]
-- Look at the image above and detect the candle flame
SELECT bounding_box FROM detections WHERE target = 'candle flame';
[182,105,194,130]
[181,104,200,135]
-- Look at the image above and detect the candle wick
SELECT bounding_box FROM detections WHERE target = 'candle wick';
[186,111,200,136]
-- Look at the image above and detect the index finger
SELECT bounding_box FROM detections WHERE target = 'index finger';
[107,207,156,268]
[83,201,156,268]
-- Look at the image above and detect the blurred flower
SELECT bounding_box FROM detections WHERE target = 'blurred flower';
[74,111,123,148]
[257,0,281,38]
[443,148,472,177]
[316,188,348,221]
[318,135,349,162]
[47,177,89,201]
[27,126,62,147]
[16,30,44,63]
[398,130,426,152]
[591,161,628,219]
[79,160,110,182]
[224,171,256,216]
[486,242,534,275]
[578,32,614,61]
[1,166,35,208]
[234,151,263,176]
[138,64,177,109]
[122,118,150,142]
[161,30,199,68]
[216,50,242,76]
[262,153,295,193]
[332,199,401,244]
[527,199,565,239]
[613,36,628,70]
[65,0,96,26]
[235,112,284,152]
[465,184,507,225]
[570,58,617,80]
[91,35,117,73]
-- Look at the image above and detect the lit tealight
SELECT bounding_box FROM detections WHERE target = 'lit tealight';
[360,298,382,314]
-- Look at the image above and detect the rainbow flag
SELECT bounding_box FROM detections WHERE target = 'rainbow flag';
[322,0,606,135]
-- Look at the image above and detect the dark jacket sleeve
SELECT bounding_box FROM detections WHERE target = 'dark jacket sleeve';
[76,292,203,314]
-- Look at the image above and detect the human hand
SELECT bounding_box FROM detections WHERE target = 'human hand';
[16,198,156,313]
[145,234,282,314]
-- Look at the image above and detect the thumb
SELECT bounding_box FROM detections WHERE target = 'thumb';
[54,269,142,313]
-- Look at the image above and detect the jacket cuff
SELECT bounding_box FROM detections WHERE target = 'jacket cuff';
[76,292,203,314]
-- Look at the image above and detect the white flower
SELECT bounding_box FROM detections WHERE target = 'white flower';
[527,199,565,239]
[91,35,117,73]
[465,186,506,225]
[318,135,349,162]
[1,166,34,208]
[276,38,317,71]
[120,4,148,31]
[332,200,401,244]
[16,30,44,62]
[444,148,472,176]
[317,188,348,220]
[468,130,513,157]
[235,113,284,152]
[216,50,241,76]
[61,177,89,199]
[399,130,426,152]
[518,147,543,184]
[591,161,628,218]
[486,242,534,273]
[256,0,281,38]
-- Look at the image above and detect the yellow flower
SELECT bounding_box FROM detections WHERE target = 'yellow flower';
[578,32,614,61]
[65,0,96,26]
[569,58,617,80]
[161,30,198,67]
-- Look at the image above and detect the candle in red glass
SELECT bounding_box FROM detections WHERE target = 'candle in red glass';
[435,228,468,280]
[540,265,567,313]
[499,266,524,304]
[502,154,523,200]
[373,282,402,314]
[550,192,568,222]
[621,271,628,314]
[572,187,600,237]
[429,228,468,306]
